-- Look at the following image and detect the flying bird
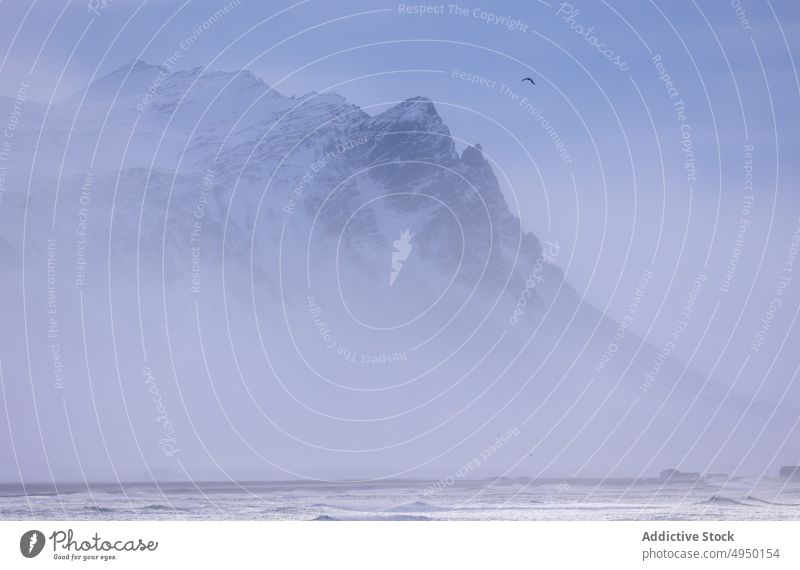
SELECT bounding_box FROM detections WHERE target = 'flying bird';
[521,77,536,85]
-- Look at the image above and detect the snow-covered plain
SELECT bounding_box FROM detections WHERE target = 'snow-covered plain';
[3,478,800,521]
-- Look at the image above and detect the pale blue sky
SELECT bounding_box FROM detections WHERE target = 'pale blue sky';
[1,0,798,383]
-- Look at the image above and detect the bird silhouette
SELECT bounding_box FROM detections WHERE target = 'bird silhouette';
[521,77,536,85]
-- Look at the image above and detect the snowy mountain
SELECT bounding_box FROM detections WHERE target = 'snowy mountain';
[0,61,795,483]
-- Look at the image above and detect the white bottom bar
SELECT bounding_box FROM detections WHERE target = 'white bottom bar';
[1,521,797,569]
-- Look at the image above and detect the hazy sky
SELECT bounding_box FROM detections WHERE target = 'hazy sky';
[2,4,797,372]
[1,0,799,482]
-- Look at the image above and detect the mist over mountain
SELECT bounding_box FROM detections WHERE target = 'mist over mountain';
[0,61,795,483]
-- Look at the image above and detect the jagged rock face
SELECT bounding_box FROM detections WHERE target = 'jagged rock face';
[31,61,554,311]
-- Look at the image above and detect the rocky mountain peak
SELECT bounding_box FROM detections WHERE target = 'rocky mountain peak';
[370,96,446,132]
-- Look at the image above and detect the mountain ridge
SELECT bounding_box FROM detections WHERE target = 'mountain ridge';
[0,61,794,482]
